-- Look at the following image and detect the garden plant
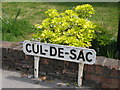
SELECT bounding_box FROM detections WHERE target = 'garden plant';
[2,3,118,59]
[33,4,96,47]
[32,4,118,59]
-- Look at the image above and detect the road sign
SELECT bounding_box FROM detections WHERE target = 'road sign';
[23,40,96,64]
[23,40,96,87]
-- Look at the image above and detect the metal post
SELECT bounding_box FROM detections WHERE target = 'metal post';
[78,63,84,87]
[34,56,40,79]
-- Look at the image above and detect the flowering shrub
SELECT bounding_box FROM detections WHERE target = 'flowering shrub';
[33,4,96,47]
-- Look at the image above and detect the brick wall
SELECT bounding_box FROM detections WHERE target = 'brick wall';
[1,41,120,88]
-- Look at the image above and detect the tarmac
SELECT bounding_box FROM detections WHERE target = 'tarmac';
[1,69,93,89]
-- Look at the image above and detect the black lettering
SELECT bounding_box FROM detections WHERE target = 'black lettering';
[50,46,57,56]
[77,50,85,61]
[58,48,64,58]
[26,43,31,53]
[40,45,46,55]
[86,52,92,62]
[32,44,39,54]
[69,49,76,59]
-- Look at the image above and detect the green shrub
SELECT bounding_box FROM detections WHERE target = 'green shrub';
[32,4,96,47]
[91,25,118,58]
[94,25,113,46]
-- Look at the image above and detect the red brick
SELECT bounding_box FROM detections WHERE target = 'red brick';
[64,61,70,67]
[108,78,118,85]
[95,65,102,75]
[109,84,119,88]
[25,55,33,61]
[102,83,118,88]
[84,64,88,71]
[111,69,118,78]
[25,55,29,60]
[42,58,49,64]
[91,75,101,82]
[102,66,111,77]
[68,63,78,69]
[85,74,101,82]
[101,77,109,83]
[86,65,95,73]
[101,83,110,88]
[101,77,119,86]
[85,74,91,80]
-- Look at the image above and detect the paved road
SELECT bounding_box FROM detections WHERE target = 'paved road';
[2,69,91,89]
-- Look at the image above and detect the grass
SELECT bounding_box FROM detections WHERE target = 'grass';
[2,2,118,42]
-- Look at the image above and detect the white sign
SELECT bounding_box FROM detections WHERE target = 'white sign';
[23,40,96,87]
[23,40,96,64]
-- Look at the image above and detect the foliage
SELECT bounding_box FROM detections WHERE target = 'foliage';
[91,25,118,58]
[2,9,33,41]
[33,4,96,47]
[2,2,118,59]
[94,25,113,46]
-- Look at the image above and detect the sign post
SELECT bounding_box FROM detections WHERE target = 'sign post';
[78,63,84,87]
[23,40,96,87]
[34,56,40,79]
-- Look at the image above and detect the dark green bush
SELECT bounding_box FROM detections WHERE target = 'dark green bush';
[91,25,118,59]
